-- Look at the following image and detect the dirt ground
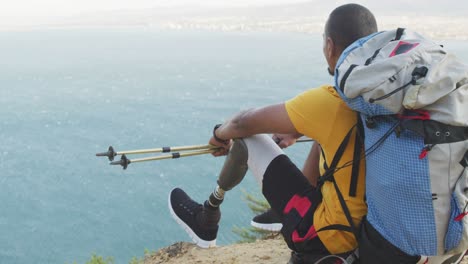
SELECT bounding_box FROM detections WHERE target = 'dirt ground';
[144,237,468,264]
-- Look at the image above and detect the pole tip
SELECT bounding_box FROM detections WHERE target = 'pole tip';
[110,154,130,170]
[96,146,117,161]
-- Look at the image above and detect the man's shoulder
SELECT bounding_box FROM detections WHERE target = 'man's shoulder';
[285,84,352,125]
[299,85,345,105]
[322,85,341,99]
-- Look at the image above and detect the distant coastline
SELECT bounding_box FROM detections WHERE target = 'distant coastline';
[143,15,468,41]
[2,2,468,40]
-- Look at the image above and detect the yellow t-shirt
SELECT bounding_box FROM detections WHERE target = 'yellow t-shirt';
[285,85,367,254]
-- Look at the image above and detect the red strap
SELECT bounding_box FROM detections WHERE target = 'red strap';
[419,149,428,159]
[455,212,468,222]
[397,110,431,120]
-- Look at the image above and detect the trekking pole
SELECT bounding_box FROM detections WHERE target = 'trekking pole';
[100,138,315,169]
[285,138,313,144]
[96,139,315,161]
[109,149,217,169]
[96,144,218,161]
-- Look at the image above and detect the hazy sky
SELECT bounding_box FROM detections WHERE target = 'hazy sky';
[5,0,466,17]
[1,0,467,26]
[1,0,307,18]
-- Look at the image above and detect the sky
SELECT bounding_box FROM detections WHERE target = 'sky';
[3,0,467,17]
[0,0,306,19]
[0,0,300,27]
[1,0,467,27]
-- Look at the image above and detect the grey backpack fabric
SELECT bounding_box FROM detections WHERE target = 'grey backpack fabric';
[337,29,467,126]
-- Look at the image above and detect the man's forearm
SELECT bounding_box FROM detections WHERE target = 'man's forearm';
[302,143,321,187]
[213,104,299,141]
[215,109,258,140]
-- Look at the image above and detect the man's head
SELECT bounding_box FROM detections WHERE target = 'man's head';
[323,4,378,75]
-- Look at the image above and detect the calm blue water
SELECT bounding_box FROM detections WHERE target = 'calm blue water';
[0,29,467,264]
[0,29,326,264]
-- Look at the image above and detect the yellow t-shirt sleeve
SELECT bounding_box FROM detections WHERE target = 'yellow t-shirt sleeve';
[285,85,342,142]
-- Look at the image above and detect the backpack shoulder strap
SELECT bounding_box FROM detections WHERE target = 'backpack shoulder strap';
[319,113,364,197]
[317,112,365,240]
[349,114,364,197]
[318,125,354,182]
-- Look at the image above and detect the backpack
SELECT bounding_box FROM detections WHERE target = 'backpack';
[333,28,468,257]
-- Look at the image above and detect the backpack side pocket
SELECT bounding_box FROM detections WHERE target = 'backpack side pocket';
[445,166,468,254]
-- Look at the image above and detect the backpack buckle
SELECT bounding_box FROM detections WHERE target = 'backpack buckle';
[411,66,429,84]
[461,150,468,168]
[365,116,377,129]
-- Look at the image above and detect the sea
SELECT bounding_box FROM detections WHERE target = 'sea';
[0,28,467,264]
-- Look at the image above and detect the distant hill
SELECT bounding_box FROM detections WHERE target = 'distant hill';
[138,0,467,17]
[3,0,468,40]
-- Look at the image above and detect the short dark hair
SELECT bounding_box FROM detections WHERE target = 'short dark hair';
[325,4,378,51]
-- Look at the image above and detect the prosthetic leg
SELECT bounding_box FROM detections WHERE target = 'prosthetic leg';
[208,135,285,207]
[208,138,249,207]
[169,135,285,248]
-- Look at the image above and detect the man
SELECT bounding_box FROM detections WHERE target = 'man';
[168,4,376,262]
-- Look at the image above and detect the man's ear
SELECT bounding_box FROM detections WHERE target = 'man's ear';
[325,36,336,59]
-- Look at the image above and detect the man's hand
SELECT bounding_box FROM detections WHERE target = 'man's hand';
[209,137,232,156]
[272,133,302,148]
[209,125,232,156]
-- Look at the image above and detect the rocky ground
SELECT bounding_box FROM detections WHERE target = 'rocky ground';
[143,236,468,264]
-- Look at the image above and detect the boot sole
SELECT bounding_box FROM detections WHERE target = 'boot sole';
[168,193,217,248]
[250,220,282,232]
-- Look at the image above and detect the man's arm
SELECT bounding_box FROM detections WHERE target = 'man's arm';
[215,103,298,140]
[209,103,299,155]
[272,133,303,148]
[302,143,321,187]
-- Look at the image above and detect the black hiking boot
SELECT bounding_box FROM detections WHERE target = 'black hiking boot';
[251,208,282,232]
[168,188,220,248]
